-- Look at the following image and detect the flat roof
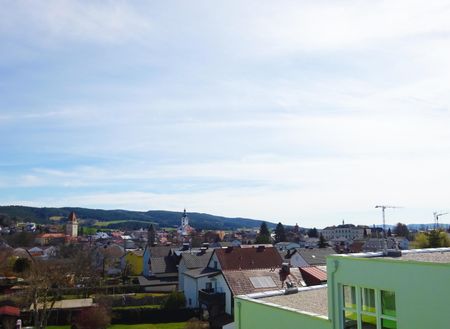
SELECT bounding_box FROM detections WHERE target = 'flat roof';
[250,285,328,318]
[339,248,450,263]
[394,249,450,263]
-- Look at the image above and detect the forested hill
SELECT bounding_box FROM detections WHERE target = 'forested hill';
[0,205,276,230]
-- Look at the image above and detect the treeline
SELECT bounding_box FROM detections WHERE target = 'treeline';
[0,205,274,230]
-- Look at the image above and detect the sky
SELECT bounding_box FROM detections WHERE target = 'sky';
[1,0,450,227]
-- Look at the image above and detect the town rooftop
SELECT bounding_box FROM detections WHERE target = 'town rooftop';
[240,285,328,318]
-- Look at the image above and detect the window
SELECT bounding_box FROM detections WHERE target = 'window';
[214,261,218,269]
[342,285,397,329]
[205,282,213,291]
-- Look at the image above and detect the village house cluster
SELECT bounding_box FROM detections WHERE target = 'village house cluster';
[0,210,449,328]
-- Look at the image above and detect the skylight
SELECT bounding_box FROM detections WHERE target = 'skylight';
[249,276,277,288]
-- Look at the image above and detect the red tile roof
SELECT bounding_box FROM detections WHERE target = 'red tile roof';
[299,266,327,285]
[0,305,20,316]
[38,233,66,238]
[215,246,282,270]
[223,268,303,296]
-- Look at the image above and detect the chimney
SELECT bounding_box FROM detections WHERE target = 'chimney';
[257,245,265,252]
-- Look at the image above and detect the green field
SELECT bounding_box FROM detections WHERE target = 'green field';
[48,322,186,329]
[94,220,152,227]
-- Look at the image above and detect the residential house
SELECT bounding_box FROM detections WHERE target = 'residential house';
[142,246,175,277]
[178,248,213,291]
[186,246,286,317]
[35,233,66,246]
[122,249,144,275]
[279,248,335,268]
[275,242,301,251]
[234,247,450,329]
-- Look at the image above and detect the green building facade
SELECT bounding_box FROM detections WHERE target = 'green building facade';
[235,248,450,329]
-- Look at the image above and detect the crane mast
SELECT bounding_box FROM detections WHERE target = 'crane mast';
[433,212,448,229]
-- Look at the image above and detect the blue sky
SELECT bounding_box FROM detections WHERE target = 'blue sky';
[1,0,450,227]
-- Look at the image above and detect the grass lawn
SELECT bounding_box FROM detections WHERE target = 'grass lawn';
[94,220,152,227]
[48,322,186,329]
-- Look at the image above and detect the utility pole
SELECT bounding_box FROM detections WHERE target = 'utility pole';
[433,212,448,230]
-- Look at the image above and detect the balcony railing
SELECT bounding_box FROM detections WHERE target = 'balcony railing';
[198,289,226,306]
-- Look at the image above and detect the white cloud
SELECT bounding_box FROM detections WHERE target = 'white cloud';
[0,0,151,45]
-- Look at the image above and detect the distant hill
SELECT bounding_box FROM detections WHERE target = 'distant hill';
[0,205,276,231]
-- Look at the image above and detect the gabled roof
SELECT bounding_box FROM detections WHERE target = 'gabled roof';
[295,248,335,266]
[149,246,173,257]
[222,268,303,296]
[184,267,221,279]
[150,256,177,274]
[214,246,282,270]
[181,250,213,269]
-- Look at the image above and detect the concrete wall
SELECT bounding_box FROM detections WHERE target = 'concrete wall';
[327,253,450,329]
[234,296,332,329]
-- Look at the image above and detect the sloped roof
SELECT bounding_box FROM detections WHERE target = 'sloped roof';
[214,246,282,270]
[181,250,213,269]
[30,298,93,311]
[299,266,327,283]
[150,256,177,274]
[296,248,335,266]
[68,211,77,222]
[149,246,173,257]
[0,305,20,316]
[223,268,303,296]
[184,267,221,279]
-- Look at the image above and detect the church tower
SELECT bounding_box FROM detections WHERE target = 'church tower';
[177,209,192,237]
[66,211,78,238]
[148,224,156,246]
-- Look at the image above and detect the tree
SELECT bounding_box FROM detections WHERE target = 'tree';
[162,291,186,310]
[428,230,441,248]
[387,228,392,237]
[439,231,450,247]
[307,228,318,238]
[13,257,31,273]
[318,234,327,248]
[274,222,286,243]
[74,305,110,329]
[256,222,271,244]
[26,258,70,328]
[393,223,410,238]
[412,230,449,249]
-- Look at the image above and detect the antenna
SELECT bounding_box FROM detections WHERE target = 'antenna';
[375,205,402,253]
[433,212,448,230]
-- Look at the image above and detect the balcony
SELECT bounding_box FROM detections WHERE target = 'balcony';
[198,289,226,306]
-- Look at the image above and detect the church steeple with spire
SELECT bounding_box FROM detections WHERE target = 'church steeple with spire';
[178,209,193,237]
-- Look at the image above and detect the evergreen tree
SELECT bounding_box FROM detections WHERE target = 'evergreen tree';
[274,222,286,243]
[256,222,271,244]
[318,233,327,248]
[307,227,318,238]
[428,230,441,248]
[387,228,392,237]
[393,223,410,238]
